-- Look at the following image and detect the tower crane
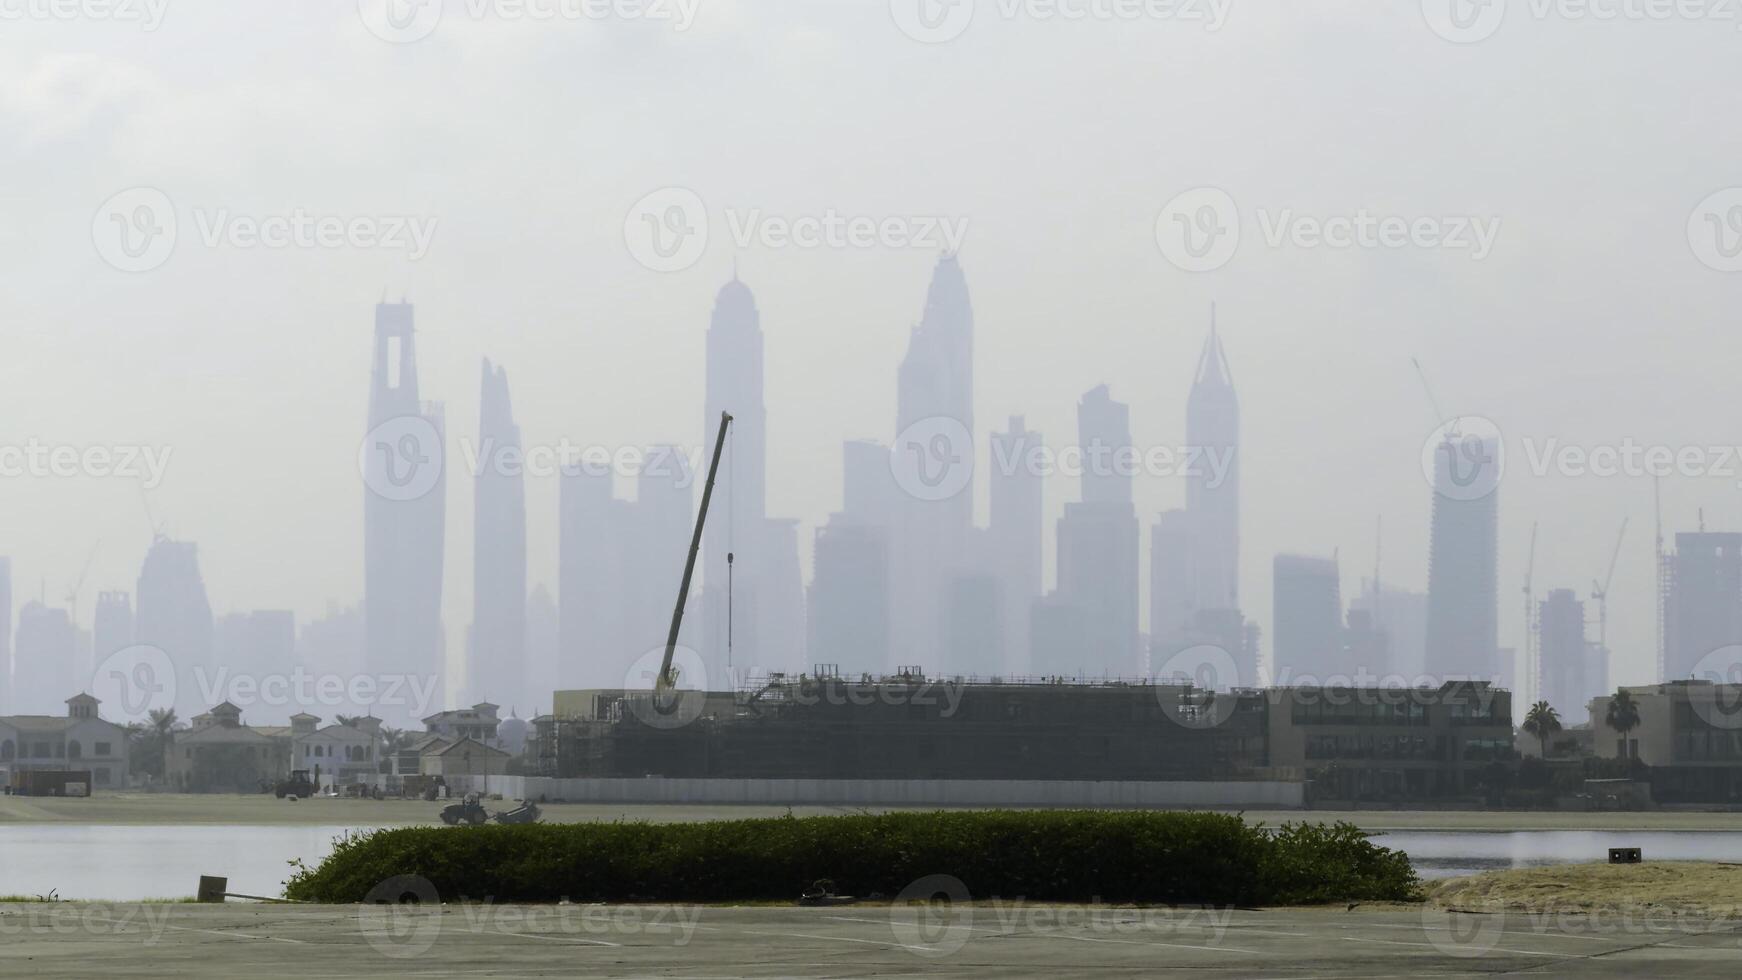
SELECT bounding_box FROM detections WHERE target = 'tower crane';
[1592,518,1629,655]
[1522,521,1538,705]
[654,411,734,701]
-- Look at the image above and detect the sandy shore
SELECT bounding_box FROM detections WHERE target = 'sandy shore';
[2,793,1740,831]
[1428,861,1742,918]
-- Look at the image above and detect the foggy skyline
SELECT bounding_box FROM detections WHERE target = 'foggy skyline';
[6,4,1742,702]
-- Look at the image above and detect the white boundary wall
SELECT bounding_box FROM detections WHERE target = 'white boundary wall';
[457,776,1304,808]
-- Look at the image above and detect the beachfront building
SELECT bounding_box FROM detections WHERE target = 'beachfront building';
[1266,681,1515,802]
[1589,680,1742,802]
[169,703,385,792]
[423,702,502,745]
[0,694,131,790]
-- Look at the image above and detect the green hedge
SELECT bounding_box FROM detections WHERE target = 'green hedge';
[284,811,1418,906]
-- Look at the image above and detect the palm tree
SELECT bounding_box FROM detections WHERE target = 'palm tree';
[1605,690,1642,759]
[149,710,178,786]
[1521,701,1562,758]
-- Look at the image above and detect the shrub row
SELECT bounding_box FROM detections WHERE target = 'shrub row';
[284,810,1418,906]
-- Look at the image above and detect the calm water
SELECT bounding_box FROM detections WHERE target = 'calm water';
[1380,830,1742,879]
[5,825,1742,898]
[0,825,363,901]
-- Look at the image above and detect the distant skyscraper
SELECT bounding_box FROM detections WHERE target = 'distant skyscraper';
[92,591,133,670]
[1272,554,1343,681]
[890,255,976,672]
[699,276,805,682]
[1351,583,1429,680]
[298,603,362,680]
[1054,386,1140,677]
[0,557,11,712]
[558,464,622,689]
[469,358,528,710]
[524,585,559,715]
[808,515,892,676]
[1538,588,1604,719]
[363,301,447,717]
[135,537,214,717]
[13,601,75,711]
[1663,531,1742,682]
[1423,432,1500,681]
[989,418,1043,675]
[214,610,296,688]
[1185,311,1239,614]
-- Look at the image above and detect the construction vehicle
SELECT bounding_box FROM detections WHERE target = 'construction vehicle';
[274,770,315,799]
[440,793,489,826]
[652,411,733,704]
[493,800,542,825]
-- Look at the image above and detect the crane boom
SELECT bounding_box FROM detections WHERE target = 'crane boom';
[655,411,733,695]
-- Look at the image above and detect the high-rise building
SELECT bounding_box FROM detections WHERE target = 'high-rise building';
[469,358,528,710]
[558,464,623,690]
[698,277,805,682]
[1053,386,1140,677]
[808,516,891,676]
[92,591,133,672]
[1185,311,1239,614]
[1272,554,1343,682]
[1423,431,1500,681]
[13,601,75,712]
[524,584,559,716]
[889,255,976,672]
[988,418,1043,675]
[1350,583,1429,681]
[363,301,447,718]
[0,557,11,712]
[1663,531,1742,682]
[134,537,214,718]
[1538,588,1605,720]
[214,609,296,689]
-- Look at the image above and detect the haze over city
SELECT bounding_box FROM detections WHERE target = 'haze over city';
[4,2,1742,719]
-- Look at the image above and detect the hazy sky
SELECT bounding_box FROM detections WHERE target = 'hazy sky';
[4,1,1741,691]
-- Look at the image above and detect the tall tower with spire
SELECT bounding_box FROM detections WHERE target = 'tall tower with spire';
[890,254,976,668]
[468,358,527,711]
[1185,305,1239,614]
[363,301,447,716]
